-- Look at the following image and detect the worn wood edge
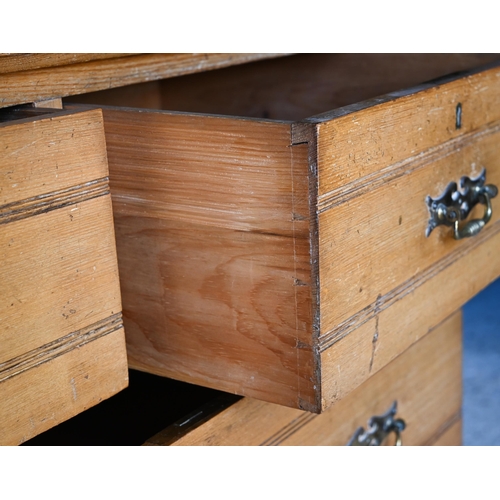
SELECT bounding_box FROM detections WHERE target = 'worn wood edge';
[424,409,462,446]
[291,122,321,411]
[0,177,110,225]
[0,54,292,108]
[317,120,500,211]
[0,105,102,129]
[304,60,500,124]
[0,313,123,383]
[0,54,134,74]
[318,218,500,352]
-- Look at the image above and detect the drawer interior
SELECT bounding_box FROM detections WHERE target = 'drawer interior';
[64,54,500,120]
[22,369,235,446]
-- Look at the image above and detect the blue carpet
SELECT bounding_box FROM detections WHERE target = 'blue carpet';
[463,277,500,445]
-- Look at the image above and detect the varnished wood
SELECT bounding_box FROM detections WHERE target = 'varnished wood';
[0,109,128,444]
[145,311,462,446]
[0,54,289,109]
[318,126,500,332]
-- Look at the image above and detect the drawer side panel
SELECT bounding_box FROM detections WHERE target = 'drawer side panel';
[101,108,317,410]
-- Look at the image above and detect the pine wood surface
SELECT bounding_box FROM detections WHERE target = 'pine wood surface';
[1,108,128,444]
[318,126,500,333]
[0,54,288,109]
[1,328,128,445]
[313,64,500,196]
[148,311,462,446]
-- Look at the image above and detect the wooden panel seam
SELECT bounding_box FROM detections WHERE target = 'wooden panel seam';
[423,409,462,446]
[0,177,110,225]
[318,120,500,212]
[0,313,123,383]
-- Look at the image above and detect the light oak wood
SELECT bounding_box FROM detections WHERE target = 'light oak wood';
[146,311,462,446]
[0,54,289,109]
[84,60,500,413]
[100,107,316,410]
[0,108,128,444]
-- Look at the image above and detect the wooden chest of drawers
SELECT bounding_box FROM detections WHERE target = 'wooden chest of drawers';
[2,53,499,444]
[65,54,500,412]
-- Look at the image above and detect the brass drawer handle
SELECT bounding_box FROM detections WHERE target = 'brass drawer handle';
[425,168,498,239]
[347,401,406,446]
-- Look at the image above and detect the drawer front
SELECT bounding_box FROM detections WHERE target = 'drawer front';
[305,64,500,408]
[0,109,128,445]
[146,311,462,446]
[93,62,500,414]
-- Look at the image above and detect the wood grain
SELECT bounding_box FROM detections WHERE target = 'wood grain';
[0,327,128,445]
[0,108,109,204]
[318,124,500,332]
[314,64,500,196]
[154,311,461,446]
[68,54,499,121]
[320,223,500,407]
[99,107,317,410]
[0,54,131,74]
[0,54,289,108]
[1,109,128,443]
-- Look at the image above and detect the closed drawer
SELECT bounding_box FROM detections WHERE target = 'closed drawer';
[68,54,500,412]
[145,310,462,446]
[0,107,128,445]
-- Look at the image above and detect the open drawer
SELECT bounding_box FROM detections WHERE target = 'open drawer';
[0,107,128,444]
[66,54,500,413]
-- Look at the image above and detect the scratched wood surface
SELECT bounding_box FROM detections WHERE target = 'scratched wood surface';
[0,54,288,109]
[0,109,128,444]
[145,311,461,446]
[100,107,317,411]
